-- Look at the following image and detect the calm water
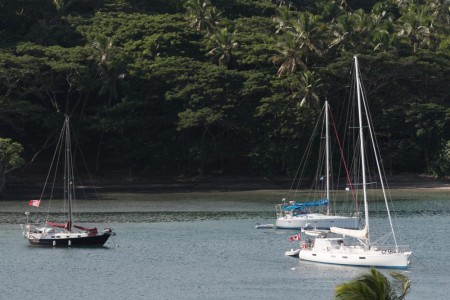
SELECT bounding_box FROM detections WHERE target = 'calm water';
[1,189,449,299]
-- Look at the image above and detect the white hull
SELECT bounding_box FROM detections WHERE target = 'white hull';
[275,214,360,230]
[298,238,410,269]
[23,224,88,239]
[255,224,274,229]
[285,248,300,257]
[286,57,412,269]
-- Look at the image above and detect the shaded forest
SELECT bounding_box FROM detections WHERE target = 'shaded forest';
[0,0,449,188]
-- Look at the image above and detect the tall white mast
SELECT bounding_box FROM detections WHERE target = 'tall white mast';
[325,101,330,215]
[64,115,73,232]
[354,56,370,246]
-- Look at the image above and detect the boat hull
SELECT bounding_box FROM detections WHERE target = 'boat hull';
[255,224,274,229]
[285,249,300,258]
[275,215,360,230]
[299,248,410,269]
[28,234,111,247]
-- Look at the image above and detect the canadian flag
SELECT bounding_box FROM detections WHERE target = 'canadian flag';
[289,233,301,241]
[29,200,41,207]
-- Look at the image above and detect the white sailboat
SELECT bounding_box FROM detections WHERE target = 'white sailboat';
[297,56,411,269]
[275,101,360,230]
[22,115,115,246]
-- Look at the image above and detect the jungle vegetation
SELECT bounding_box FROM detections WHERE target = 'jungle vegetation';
[0,0,449,186]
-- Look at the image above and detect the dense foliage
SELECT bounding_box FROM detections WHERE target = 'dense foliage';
[0,0,449,180]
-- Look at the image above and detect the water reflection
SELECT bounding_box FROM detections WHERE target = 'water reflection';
[1,211,274,224]
[2,189,449,224]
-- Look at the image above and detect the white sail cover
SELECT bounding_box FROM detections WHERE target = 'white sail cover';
[302,230,329,237]
[330,226,368,239]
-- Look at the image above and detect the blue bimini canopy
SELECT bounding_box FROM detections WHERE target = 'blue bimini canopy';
[282,198,328,211]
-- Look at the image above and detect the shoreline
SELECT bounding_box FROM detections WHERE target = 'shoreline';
[4,173,450,196]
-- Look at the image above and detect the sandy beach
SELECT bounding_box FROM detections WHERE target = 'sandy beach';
[3,172,450,201]
[91,172,450,191]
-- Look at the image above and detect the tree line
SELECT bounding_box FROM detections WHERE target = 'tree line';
[0,0,449,189]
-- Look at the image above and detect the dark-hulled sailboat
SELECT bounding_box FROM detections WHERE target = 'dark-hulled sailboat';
[22,115,115,247]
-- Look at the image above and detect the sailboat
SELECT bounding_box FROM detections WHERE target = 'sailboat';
[296,56,411,269]
[22,115,115,246]
[275,101,360,230]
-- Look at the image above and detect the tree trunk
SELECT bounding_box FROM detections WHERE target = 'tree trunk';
[0,166,6,193]
[198,126,208,176]
[95,132,104,172]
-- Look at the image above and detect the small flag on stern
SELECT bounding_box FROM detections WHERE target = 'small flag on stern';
[289,233,301,241]
[29,199,41,207]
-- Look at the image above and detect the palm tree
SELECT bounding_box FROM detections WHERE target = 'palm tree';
[53,0,64,17]
[335,268,411,300]
[273,6,293,34]
[90,36,128,103]
[52,0,79,22]
[397,3,434,53]
[207,27,238,67]
[352,9,375,41]
[327,13,354,51]
[0,138,25,192]
[270,32,306,76]
[90,36,127,171]
[317,0,346,22]
[295,70,322,111]
[292,12,324,56]
[272,0,297,10]
[184,0,220,34]
[270,11,324,76]
[371,27,397,51]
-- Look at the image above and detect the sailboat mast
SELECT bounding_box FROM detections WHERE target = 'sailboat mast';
[354,56,370,245]
[64,115,73,232]
[325,101,330,215]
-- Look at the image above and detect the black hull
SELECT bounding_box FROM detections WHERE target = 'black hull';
[28,234,111,247]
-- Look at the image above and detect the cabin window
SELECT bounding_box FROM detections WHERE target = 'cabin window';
[312,254,317,256]
[342,256,348,259]
[51,236,55,238]
[78,235,81,237]
[359,257,366,259]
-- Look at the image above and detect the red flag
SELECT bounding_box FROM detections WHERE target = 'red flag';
[289,233,301,241]
[29,199,41,207]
